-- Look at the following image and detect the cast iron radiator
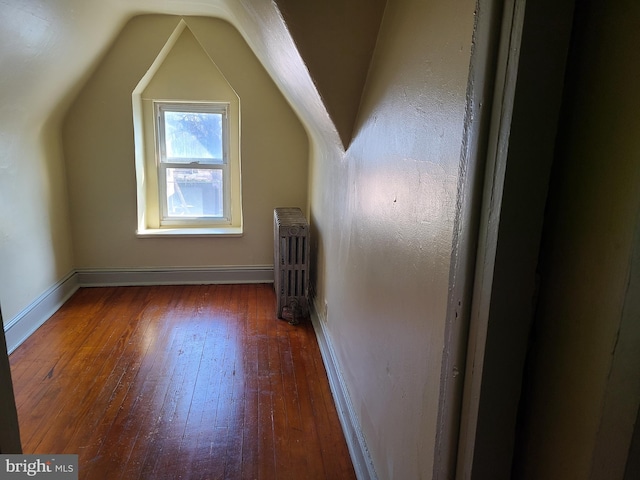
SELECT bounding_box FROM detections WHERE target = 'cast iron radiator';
[274,207,309,323]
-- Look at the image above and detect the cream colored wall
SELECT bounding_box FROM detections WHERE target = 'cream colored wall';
[0,1,128,325]
[0,0,236,326]
[515,0,640,477]
[275,0,386,147]
[308,0,476,477]
[63,15,308,269]
[138,24,241,230]
[2,0,479,477]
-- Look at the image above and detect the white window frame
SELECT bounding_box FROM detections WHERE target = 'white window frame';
[155,101,231,227]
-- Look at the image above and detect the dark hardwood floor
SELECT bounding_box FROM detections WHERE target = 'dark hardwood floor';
[9,284,356,479]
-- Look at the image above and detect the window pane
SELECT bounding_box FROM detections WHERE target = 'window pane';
[165,168,224,218]
[164,111,223,162]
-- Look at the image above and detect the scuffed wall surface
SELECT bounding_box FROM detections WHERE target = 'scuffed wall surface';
[309,0,476,477]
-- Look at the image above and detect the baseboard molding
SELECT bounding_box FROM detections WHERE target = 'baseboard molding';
[4,272,80,354]
[5,265,273,354]
[310,299,378,480]
[5,266,374,477]
[76,265,274,286]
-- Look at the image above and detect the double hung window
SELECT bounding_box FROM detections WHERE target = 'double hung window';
[155,102,230,226]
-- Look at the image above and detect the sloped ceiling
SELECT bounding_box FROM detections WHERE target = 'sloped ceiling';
[0,0,385,150]
[0,0,385,319]
[276,0,387,147]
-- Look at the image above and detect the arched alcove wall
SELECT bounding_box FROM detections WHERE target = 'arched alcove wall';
[63,15,308,268]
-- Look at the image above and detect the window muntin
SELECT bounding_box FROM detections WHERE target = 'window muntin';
[155,102,230,225]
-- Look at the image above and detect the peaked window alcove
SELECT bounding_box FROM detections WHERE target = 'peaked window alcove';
[133,20,242,236]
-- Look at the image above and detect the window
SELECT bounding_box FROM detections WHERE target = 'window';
[155,102,230,226]
[132,21,242,236]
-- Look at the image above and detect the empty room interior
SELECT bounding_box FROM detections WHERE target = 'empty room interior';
[1,0,639,479]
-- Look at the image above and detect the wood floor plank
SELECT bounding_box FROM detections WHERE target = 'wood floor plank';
[267,317,291,479]
[179,288,226,477]
[80,287,187,479]
[222,285,247,480]
[38,288,157,455]
[18,288,145,452]
[10,284,356,479]
[82,288,180,478]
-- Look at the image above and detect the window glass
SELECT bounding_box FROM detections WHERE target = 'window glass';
[165,168,224,218]
[163,111,223,163]
[156,102,230,225]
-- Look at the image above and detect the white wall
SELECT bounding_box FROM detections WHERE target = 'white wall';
[1,0,480,477]
[308,0,476,476]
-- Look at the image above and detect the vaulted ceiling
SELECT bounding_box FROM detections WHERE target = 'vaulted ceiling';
[0,0,386,150]
[276,0,387,146]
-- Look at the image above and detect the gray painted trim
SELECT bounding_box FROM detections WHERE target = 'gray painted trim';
[4,272,80,354]
[434,0,504,477]
[457,0,576,477]
[456,0,524,474]
[76,265,274,286]
[310,298,377,480]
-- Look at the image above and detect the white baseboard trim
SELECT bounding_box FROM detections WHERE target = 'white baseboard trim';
[310,299,378,480]
[76,265,274,286]
[4,272,80,354]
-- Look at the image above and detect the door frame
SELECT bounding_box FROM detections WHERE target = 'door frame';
[450,0,577,477]
[0,306,22,453]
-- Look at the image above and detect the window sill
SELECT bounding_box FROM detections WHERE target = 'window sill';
[136,227,243,238]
